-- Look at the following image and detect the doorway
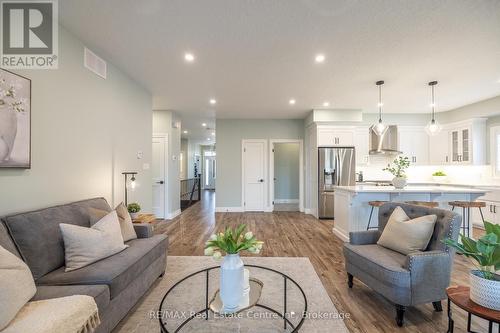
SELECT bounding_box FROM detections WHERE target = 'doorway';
[242,139,267,211]
[152,135,168,218]
[204,152,216,190]
[270,140,303,212]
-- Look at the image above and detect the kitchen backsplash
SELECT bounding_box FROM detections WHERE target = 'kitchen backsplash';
[357,161,495,186]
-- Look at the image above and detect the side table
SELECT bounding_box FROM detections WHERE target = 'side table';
[447,286,500,333]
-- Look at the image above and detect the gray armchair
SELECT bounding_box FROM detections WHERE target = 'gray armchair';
[342,202,461,327]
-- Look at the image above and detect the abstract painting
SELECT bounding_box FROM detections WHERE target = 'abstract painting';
[0,69,31,168]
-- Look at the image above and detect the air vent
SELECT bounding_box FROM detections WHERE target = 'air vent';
[84,47,107,79]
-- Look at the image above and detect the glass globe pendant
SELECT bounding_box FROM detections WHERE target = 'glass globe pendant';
[372,80,387,136]
[425,81,442,136]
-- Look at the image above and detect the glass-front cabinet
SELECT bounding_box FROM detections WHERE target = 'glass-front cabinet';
[450,127,470,164]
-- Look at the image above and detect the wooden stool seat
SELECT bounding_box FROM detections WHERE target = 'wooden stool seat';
[368,201,387,208]
[448,201,486,238]
[405,201,439,208]
[448,201,486,208]
[366,201,388,230]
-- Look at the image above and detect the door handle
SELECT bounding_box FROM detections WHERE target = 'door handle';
[495,206,497,214]
[258,179,264,183]
[156,181,164,184]
[490,205,493,213]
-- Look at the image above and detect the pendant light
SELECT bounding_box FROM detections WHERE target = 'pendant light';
[372,80,387,136]
[425,81,442,136]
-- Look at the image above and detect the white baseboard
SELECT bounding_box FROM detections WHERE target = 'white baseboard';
[274,199,300,204]
[165,209,181,220]
[332,227,349,242]
[215,207,244,212]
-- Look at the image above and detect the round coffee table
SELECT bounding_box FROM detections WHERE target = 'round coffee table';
[446,286,500,333]
[159,265,308,332]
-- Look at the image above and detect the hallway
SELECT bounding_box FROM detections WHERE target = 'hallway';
[155,190,485,333]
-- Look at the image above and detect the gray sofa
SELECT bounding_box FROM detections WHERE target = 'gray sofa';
[343,202,461,327]
[0,198,168,333]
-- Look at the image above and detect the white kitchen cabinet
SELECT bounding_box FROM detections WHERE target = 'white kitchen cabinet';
[448,118,486,165]
[471,200,498,226]
[429,129,450,164]
[398,126,429,165]
[354,127,370,165]
[317,126,355,146]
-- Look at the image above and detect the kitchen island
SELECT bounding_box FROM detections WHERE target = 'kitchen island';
[332,185,488,241]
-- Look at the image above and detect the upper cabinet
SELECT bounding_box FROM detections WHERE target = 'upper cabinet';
[317,126,355,146]
[398,126,429,165]
[429,129,450,164]
[354,127,370,165]
[447,119,486,165]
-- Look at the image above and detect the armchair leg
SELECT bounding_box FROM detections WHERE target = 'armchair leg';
[347,273,353,289]
[432,301,443,312]
[395,304,405,327]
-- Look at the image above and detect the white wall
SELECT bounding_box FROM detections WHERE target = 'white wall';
[0,27,152,215]
[153,110,181,216]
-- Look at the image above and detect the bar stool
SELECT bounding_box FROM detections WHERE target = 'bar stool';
[448,201,486,237]
[405,201,439,208]
[367,201,387,230]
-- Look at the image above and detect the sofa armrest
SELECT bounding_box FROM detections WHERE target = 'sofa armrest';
[404,250,452,304]
[349,230,381,245]
[133,223,153,238]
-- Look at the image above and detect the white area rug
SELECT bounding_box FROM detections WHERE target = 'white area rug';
[114,256,349,333]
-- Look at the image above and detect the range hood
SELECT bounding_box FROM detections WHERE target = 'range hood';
[369,125,401,155]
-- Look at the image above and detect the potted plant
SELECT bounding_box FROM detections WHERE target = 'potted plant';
[205,224,263,313]
[444,221,500,310]
[383,156,410,189]
[127,203,141,219]
[432,171,447,183]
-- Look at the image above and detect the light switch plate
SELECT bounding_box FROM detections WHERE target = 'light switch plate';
[142,163,150,170]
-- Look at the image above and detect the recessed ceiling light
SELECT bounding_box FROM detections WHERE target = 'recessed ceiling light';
[211,132,216,136]
[323,101,330,107]
[184,53,195,62]
[210,99,217,105]
[315,54,325,63]
[183,130,188,134]
[202,123,207,127]
[289,99,296,105]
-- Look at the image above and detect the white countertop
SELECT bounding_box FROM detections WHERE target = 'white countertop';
[333,185,488,194]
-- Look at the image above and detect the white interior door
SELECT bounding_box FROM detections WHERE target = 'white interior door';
[152,136,167,218]
[243,140,266,211]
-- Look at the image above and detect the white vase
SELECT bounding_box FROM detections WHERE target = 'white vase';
[392,177,407,189]
[220,253,244,313]
[470,270,500,310]
[130,212,139,219]
[0,109,17,162]
[432,176,447,183]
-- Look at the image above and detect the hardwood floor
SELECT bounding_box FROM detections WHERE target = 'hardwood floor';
[155,190,490,333]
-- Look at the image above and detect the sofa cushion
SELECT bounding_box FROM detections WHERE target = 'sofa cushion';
[36,235,167,299]
[343,243,410,288]
[0,221,21,258]
[60,211,128,272]
[3,198,112,280]
[32,285,110,314]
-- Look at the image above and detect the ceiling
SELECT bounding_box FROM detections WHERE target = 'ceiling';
[59,0,500,135]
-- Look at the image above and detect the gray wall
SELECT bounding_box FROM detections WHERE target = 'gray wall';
[274,143,300,200]
[216,119,304,208]
[153,110,181,216]
[180,138,188,179]
[0,27,152,215]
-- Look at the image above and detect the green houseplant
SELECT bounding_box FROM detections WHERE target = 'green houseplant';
[444,221,500,310]
[204,224,263,313]
[127,203,141,219]
[383,156,410,189]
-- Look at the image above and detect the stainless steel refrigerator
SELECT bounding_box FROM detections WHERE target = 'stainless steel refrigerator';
[318,147,355,219]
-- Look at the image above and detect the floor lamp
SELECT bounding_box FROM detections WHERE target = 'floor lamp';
[122,172,137,206]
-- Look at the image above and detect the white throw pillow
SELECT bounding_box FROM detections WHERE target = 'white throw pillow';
[377,206,437,255]
[115,203,138,242]
[60,211,128,272]
[0,245,37,330]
